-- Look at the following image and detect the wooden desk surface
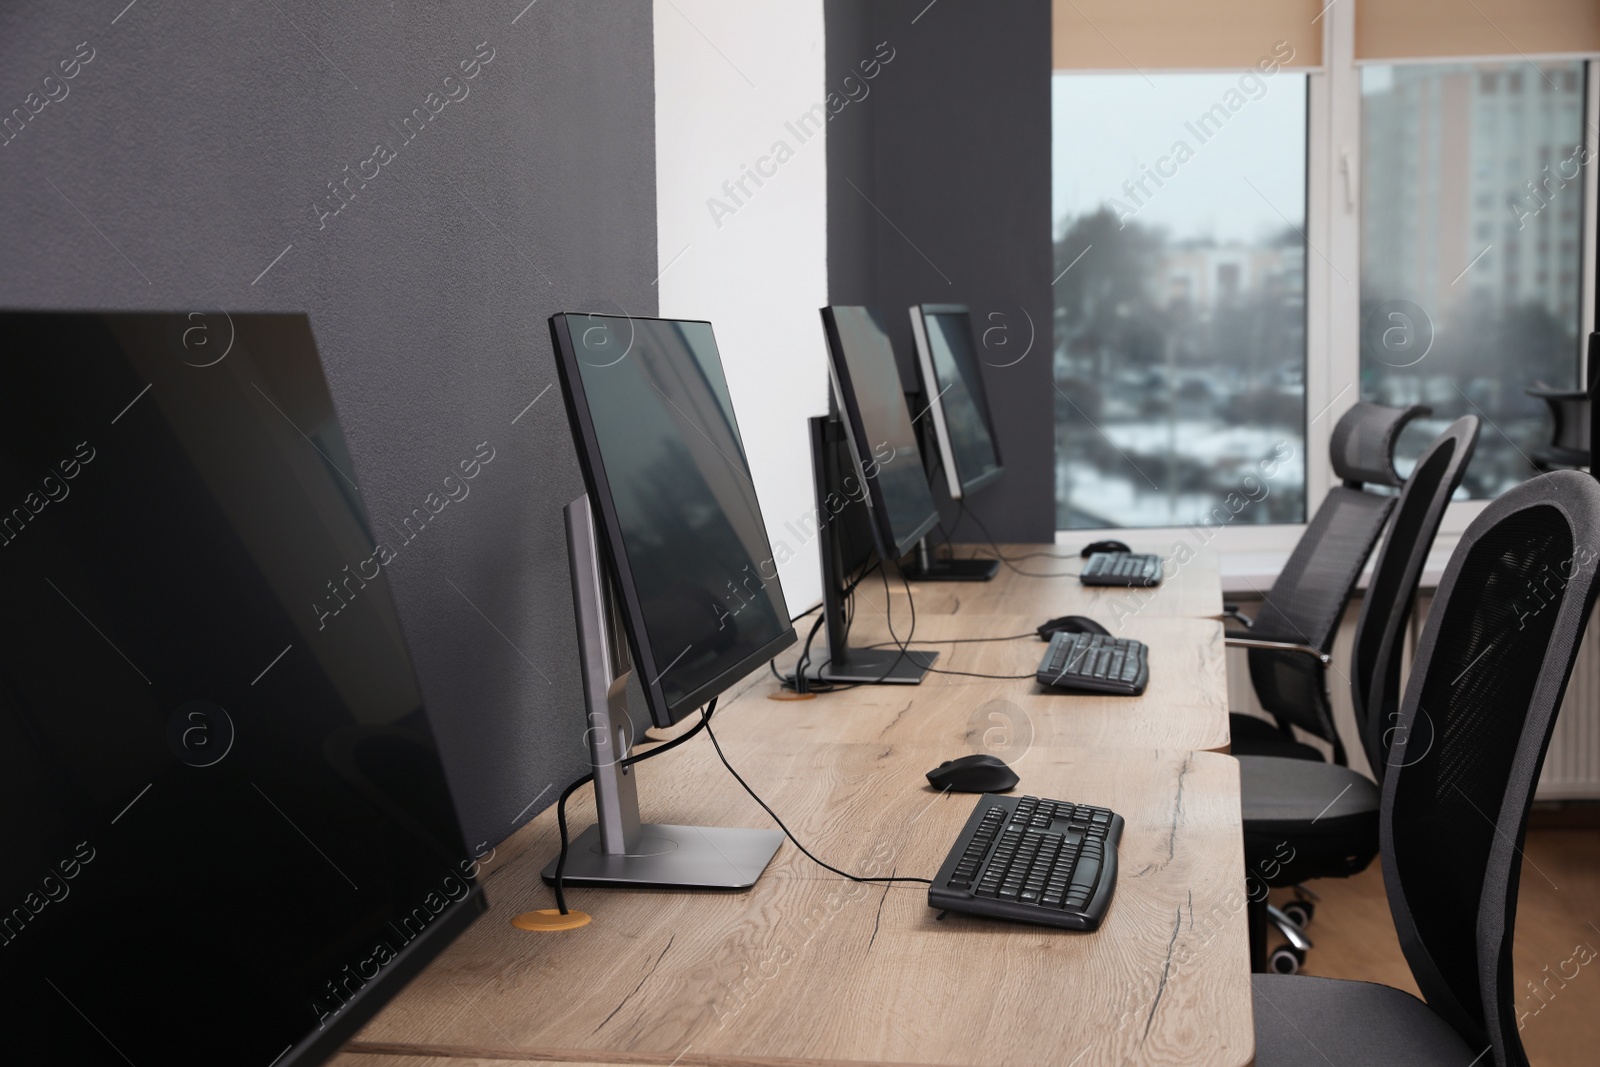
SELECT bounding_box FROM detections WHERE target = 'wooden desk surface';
[342,747,1251,1064]
[762,614,1230,754]
[335,547,1251,1067]
[853,543,1223,625]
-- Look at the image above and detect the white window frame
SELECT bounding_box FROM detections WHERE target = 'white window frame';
[1056,7,1600,595]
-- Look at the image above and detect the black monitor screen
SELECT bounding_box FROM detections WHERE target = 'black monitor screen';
[0,312,484,1067]
[915,307,1002,498]
[821,307,939,559]
[550,314,795,727]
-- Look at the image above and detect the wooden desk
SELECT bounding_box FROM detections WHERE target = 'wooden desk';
[332,547,1252,1067]
[852,543,1224,625]
[339,740,1250,1067]
[764,614,1231,754]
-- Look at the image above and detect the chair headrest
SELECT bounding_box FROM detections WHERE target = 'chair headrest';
[1329,401,1430,488]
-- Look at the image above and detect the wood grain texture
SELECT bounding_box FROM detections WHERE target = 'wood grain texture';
[345,731,1252,1066]
[763,614,1231,754]
[336,549,1249,1066]
[845,543,1224,625]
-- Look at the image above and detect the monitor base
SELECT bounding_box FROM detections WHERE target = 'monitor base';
[807,647,938,685]
[903,556,1000,582]
[541,824,784,889]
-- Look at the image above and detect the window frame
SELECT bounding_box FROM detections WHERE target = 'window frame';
[1054,6,1600,591]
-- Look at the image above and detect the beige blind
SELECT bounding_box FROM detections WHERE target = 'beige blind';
[1357,0,1600,62]
[1052,0,1324,71]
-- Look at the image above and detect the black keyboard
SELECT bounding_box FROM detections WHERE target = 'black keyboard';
[1036,631,1148,694]
[929,794,1123,930]
[1080,551,1162,587]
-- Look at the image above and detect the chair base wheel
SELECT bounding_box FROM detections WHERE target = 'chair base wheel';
[1281,900,1315,929]
[1268,945,1305,974]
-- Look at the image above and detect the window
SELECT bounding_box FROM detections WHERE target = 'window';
[1052,73,1308,529]
[1359,61,1589,497]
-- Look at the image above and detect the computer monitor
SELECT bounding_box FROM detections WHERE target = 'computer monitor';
[800,415,938,685]
[0,312,485,1067]
[543,313,792,890]
[903,304,1006,581]
[819,306,941,561]
[549,313,797,728]
[909,304,1003,498]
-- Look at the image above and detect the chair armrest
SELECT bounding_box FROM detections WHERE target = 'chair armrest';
[1223,635,1331,665]
[1222,603,1253,629]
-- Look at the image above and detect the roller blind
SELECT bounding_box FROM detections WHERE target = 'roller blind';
[1052,0,1324,71]
[1356,0,1600,63]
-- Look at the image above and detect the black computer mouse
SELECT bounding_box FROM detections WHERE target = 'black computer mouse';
[1036,615,1110,640]
[926,754,1019,794]
[1081,539,1131,558]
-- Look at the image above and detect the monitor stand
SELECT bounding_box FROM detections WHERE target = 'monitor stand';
[540,495,783,891]
[802,417,938,686]
[902,537,999,582]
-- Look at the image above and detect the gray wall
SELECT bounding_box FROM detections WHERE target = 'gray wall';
[826,0,1055,542]
[0,1,657,849]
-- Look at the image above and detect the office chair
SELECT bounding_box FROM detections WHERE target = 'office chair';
[1239,416,1480,971]
[1525,385,1589,471]
[1226,401,1428,765]
[1253,470,1600,1067]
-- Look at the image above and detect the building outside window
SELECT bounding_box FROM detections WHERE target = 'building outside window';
[1052,72,1308,529]
[1360,61,1589,495]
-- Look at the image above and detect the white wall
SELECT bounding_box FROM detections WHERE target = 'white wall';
[654,0,830,612]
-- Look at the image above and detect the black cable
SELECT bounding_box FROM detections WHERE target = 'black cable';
[701,706,933,886]
[771,559,917,697]
[926,666,1037,680]
[789,602,822,624]
[865,632,1035,647]
[919,448,1078,569]
[955,501,1081,578]
[859,559,916,685]
[550,698,718,915]
[868,569,1034,680]
[791,611,828,693]
[550,771,595,915]
[772,560,882,694]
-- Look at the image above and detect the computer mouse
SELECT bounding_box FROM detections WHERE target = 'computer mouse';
[926,753,1019,794]
[1036,615,1110,640]
[1081,539,1131,558]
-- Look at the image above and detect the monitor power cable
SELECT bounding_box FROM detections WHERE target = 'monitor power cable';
[883,571,1035,681]
[951,501,1082,578]
[549,698,718,916]
[701,705,933,888]
[920,449,1079,573]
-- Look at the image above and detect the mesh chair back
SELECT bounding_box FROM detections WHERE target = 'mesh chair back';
[1380,470,1600,1066]
[1247,403,1425,754]
[1527,389,1590,468]
[1352,416,1480,782]
[1330,401,1428,487]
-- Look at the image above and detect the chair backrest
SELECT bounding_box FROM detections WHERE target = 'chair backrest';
[1248,402,1426,757]
[1351,416,1480,782]
[1380,470,1600,1067]
[1527,389,1590,460]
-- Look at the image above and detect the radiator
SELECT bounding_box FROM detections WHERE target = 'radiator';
[1225,596,1600,800]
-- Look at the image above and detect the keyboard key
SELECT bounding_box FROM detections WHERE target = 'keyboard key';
[1069,858,1100,891]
